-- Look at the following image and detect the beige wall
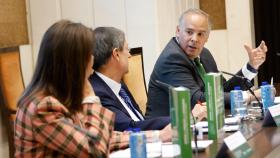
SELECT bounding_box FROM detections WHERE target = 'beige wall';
[19,0,256,85]
[205,0,255,78]
[0,0,255,156]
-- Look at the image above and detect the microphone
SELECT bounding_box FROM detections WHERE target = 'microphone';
[220,71,246,80]
[155,80,200,156]
[220,71,264,118]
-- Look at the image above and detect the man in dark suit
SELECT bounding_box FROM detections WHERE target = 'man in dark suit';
[146,8,268,118]
[89,27,172,133]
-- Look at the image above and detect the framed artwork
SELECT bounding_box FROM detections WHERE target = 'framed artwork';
[199,0,227,30]
[0,0,29,48]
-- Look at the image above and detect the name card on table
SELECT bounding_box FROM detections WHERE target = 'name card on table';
[268,104,280,126]
[224,131,253,158]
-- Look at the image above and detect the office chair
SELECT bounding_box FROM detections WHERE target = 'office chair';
[0,48,25,157]
[123,47,148,114]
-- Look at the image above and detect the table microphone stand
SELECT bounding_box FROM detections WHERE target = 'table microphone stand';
[243,78,264,119]
[220,71,264,119]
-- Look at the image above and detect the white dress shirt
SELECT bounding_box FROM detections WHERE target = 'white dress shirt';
[96,72,144,121]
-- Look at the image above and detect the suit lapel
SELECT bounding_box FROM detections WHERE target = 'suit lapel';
[120,82,144,117]
[92,73,131,117]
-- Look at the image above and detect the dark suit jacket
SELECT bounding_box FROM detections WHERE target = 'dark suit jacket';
[89,73,170,131]
[146,37,247,118]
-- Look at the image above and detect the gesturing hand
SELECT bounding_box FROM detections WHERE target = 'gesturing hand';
[244,40,268,70]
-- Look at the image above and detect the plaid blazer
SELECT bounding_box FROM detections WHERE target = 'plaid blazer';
[14,95,128,158]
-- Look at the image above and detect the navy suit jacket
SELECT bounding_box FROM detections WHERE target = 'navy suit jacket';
[89,73,170,131]
[146,37,247,118]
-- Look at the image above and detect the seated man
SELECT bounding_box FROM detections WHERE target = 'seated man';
[89,27,207,131]
[146,8,268,118]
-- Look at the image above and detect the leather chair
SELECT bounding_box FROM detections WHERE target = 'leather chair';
[0,48,25,157]
[123,47,147,114]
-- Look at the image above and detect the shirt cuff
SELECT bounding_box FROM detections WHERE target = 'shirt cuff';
[242,91,249,102]
[82,95,101,104]
[242,63,258,80]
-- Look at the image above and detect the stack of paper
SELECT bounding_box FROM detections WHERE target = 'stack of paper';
[191,117,240,133]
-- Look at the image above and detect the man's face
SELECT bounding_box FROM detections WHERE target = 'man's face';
[176,13,209,59]
[118,41,131,75]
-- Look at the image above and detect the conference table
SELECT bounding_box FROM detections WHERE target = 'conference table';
[110,99,280,158]
[110,117,280,158]
[196,97,280,158]
[197,118,280,158]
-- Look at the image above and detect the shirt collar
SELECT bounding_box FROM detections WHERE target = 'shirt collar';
[175,36,179,43]
[95,71,121,95]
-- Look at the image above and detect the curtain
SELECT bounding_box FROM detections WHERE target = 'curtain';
[253,0,280,84]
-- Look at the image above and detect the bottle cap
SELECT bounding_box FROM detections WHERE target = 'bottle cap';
[126,128,141,132]
[261,81,268,85]
[132,128,141,132]
[234,86,241,90]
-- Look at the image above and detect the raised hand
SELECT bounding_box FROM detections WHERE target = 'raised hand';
[244,40,268,70]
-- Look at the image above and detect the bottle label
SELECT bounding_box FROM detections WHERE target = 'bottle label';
[230,90,247,118]
[129,132,147,158]
[261,85,274,111]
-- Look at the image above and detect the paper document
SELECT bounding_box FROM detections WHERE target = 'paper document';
[110,140,213,158]
[275,96,280,104]
[193,117,239,128]
[225,117,239,125]
[197,125,239,133]
[191,118,239,133]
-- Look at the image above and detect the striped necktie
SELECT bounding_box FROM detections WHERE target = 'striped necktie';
[119,87,143,120]
[194,57,206,79]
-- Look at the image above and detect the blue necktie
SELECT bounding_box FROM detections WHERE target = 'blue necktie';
[119,87,143,121]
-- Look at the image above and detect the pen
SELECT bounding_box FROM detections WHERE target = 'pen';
[271,77,273,86]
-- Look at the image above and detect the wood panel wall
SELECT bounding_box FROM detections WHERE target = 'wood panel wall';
[200,0,227,30]
[0,0,28,48]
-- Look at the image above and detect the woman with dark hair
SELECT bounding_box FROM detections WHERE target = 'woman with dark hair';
[14,20,128,158]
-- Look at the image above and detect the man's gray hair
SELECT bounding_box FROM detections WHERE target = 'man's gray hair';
[178,8,212,31]
[93,27,125,70]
